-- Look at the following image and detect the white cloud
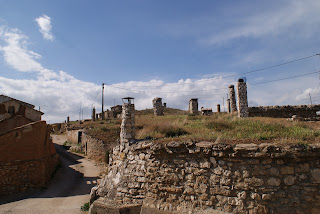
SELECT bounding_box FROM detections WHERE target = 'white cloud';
[0,21,318,124]
[0,27,43,72]
[35,15,54,41]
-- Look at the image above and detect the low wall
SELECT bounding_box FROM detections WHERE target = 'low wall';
[94,141,320,214]
[82,133,108,163]
[0,121,59,195]
[0,154,59,195]
[248,105,320,118]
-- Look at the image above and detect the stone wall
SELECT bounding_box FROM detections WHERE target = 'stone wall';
[0,120,59,195]
[94,141,320,214]
[0,154,59,195]
[66,129,84,144]
[0,121,57,162]
[82,133,118,163]
[248,105,320,118]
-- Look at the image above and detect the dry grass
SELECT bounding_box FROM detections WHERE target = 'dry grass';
[69,108,320,145]
[135,110,320,144]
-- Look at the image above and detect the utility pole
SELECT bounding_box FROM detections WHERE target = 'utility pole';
[102,83,105,120]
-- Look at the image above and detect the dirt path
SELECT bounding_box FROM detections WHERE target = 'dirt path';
[0,135,103,214]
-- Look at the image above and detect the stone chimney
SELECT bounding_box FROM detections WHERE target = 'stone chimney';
[189,98,198,114]
[237,78,249,118]
[152,97,164,116]
[217,104,221,113]
[229,85,237,113]
[120,103,135,143]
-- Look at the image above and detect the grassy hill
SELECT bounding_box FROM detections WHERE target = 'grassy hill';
[68,108,320,145]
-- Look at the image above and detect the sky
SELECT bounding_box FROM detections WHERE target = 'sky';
[0,0,320,123]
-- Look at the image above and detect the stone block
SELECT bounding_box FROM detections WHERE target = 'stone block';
[311,168,320,183]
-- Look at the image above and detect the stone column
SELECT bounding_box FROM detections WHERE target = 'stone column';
[67,116,70,124]
[189,98,198,114]
[152,97,164,116]
[217,104,221,113]
[227,99,231,113]
[237,78,249,118]
[120,103,135,143]
[229,85,237,113]
[92,107,96,121]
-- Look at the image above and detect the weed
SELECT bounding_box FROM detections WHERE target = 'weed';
[80,202,90,211]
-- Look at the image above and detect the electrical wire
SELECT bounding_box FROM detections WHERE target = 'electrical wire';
[112,53,320,89]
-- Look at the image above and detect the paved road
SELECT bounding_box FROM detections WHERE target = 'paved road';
[0,135,103,214]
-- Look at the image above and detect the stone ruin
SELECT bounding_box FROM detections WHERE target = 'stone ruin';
[228,85,237,113]
[248,105,320,118]
[152,97,164,116]
[109,105,123,119]
[201,107,213,116]
[237,78,249,118]
[188,98,198,114]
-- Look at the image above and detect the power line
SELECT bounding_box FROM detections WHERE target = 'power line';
[113,53,320,89]
[249,70,319,86]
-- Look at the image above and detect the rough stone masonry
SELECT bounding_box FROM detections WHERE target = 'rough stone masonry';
[120,103,135,143]
[237,78,249,118]
[228,85,237,113]
[92,140,320,214]
[189,98,198,114]
[152,97,164,116]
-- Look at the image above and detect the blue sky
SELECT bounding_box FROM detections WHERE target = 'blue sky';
[0,0,320,123]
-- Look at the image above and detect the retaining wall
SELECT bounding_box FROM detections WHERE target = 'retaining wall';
[94,141,320,214]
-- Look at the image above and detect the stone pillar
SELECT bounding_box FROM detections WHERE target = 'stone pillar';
[217,104,221,113]
[67,116,70,124]
[237,78,249,118]
[152,97,164,116]
[163,103,166,108]
[189,98,198,114]
[227,99,231,113]
[229,85,237,113]
[92,107,96,121]
[120,103,135,143]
